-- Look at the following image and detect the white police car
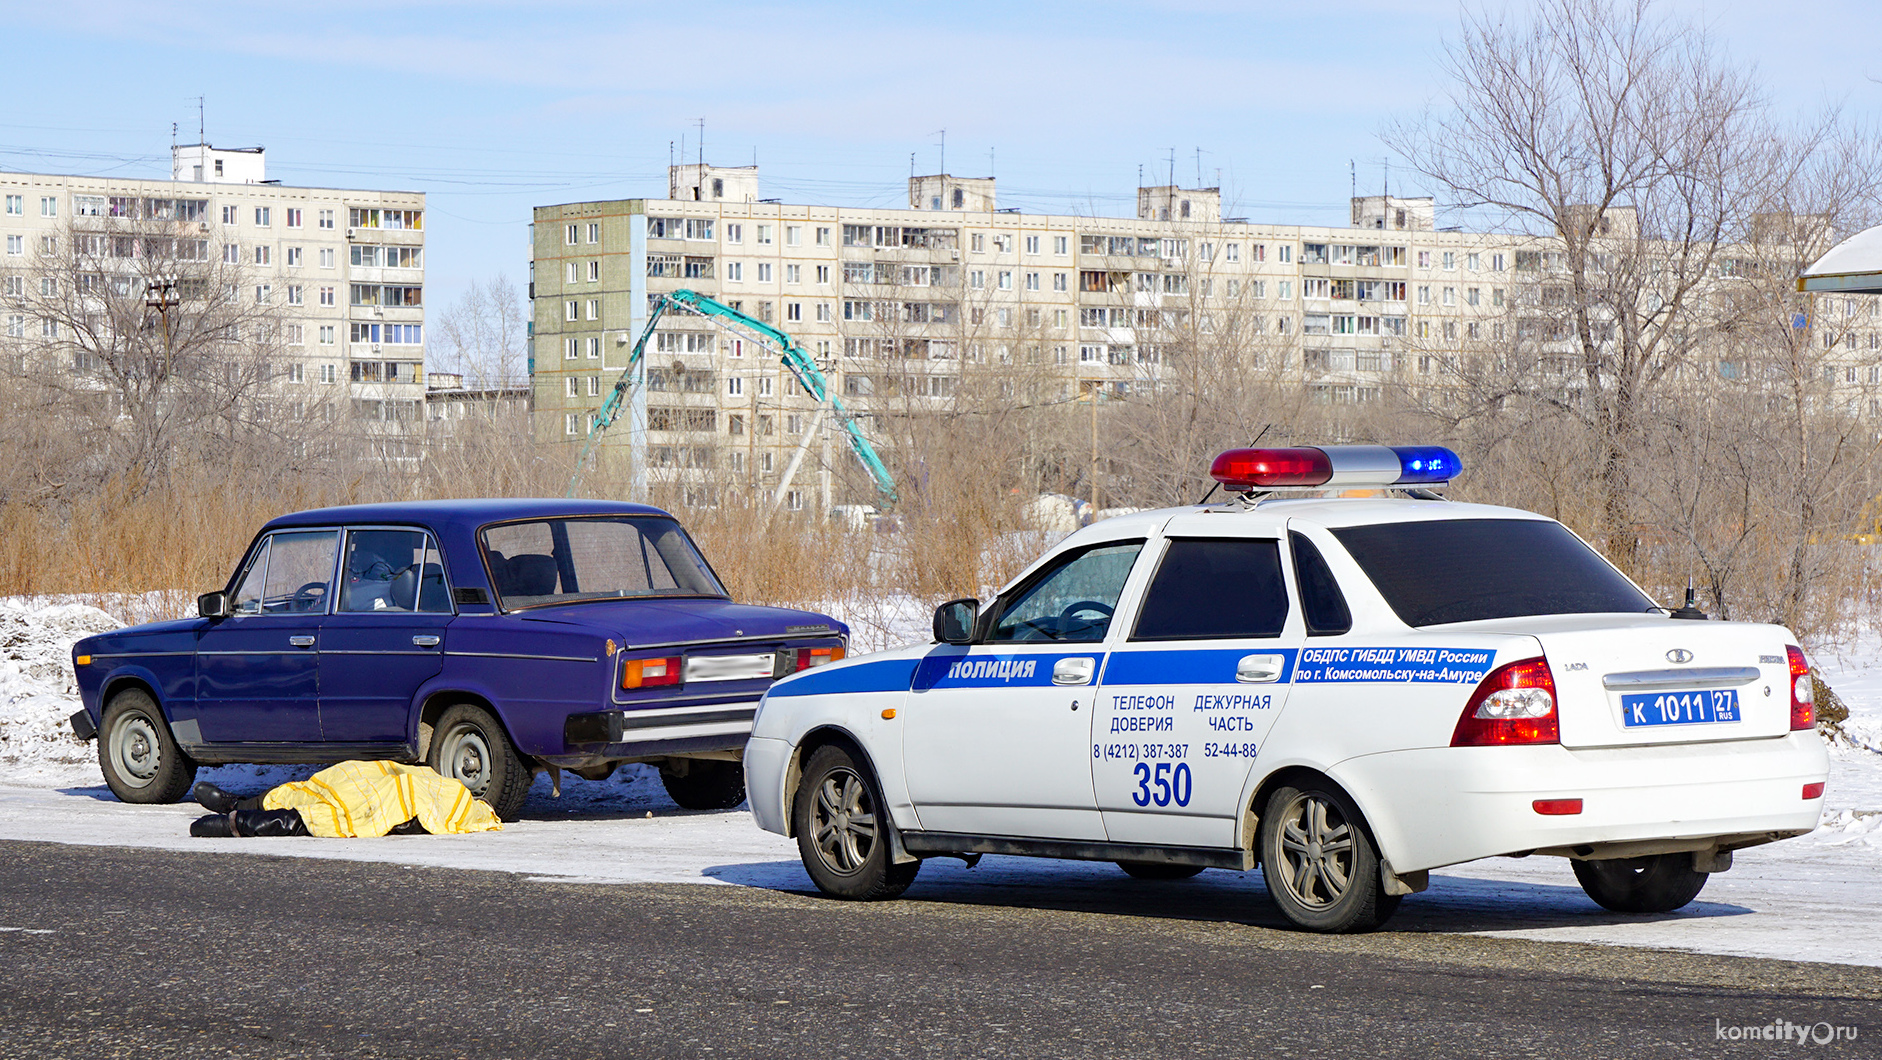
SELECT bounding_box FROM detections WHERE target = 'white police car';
[745,446,1830,932]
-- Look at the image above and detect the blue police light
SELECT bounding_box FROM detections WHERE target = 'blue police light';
[1389,446,1461,485]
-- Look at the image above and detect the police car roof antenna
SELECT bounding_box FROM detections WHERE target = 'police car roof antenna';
[1196,424,1270,506]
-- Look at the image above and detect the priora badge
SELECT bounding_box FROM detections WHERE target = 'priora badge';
[1666,648,1694,664]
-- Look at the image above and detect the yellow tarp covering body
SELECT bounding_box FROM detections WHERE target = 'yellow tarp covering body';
[262,761,504,838]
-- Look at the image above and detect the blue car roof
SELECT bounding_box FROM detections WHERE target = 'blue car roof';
[260,498,674,535]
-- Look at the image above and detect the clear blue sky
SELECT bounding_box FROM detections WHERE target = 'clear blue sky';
[3,1,1877,310]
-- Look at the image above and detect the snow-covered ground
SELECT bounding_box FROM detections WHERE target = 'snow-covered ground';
[4,596,1881,966]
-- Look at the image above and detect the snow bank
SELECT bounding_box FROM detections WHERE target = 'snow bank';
[0,599,121,784]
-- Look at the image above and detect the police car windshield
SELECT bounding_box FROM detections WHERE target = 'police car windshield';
[1331,518,1653,627]
[480,516,726,610]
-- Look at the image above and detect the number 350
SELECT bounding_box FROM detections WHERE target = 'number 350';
[1132,762,1192,807]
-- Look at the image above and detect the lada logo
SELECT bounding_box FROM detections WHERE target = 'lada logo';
[1666,648,1694,664]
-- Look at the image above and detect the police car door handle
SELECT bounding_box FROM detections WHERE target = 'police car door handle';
[1236,654,1284,683]
[1052,657,1096,686]
[288,635,315,649]
[412,635,441,648]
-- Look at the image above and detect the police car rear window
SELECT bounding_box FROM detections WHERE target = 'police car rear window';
[1132,538,1288,640]
[1330,518,1654,627]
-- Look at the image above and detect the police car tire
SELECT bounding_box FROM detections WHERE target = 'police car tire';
[429,704,531,822]
[1570,854,1709,914]
[1258,783,1400,933]
[1116,860,1205,880]
[660,759,748,810]
[98,689,197,805]
[793,744,920,900]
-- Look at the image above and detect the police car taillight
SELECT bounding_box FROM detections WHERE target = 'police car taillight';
[1787,645,1814,730]
[1208,445,1461,491]
[1450,657,1559,746]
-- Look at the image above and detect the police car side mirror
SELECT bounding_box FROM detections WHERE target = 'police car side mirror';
[197,591,231,619]
[933,598,978,645]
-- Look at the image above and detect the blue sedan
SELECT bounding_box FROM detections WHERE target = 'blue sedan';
[69,499,848,819]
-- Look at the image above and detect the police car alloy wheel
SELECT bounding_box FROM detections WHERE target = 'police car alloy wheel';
[1259,783,1399,933]
[793,745,920,900]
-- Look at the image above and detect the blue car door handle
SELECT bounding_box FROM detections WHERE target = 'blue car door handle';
[288,636,316,648]
[412,635,441,648]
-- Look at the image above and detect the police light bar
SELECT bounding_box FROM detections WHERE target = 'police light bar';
[1209,445,1461,490]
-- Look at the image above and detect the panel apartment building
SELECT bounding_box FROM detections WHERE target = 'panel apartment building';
[530,164,1872,510]
[0,144,427,454]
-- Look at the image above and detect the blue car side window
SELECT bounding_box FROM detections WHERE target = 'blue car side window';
[260,530,339,615]
[340,529,451,613]
[231,538,271,615]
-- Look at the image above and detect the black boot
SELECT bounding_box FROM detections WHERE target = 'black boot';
[230,809,310,837]
[192,781,241,813]
[190,813,235,838]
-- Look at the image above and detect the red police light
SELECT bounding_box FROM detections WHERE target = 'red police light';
[1209,448,1334,489]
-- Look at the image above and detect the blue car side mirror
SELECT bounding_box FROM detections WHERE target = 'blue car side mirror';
[198,591,231,619]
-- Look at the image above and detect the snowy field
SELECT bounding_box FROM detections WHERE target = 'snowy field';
[4,596,1881,967]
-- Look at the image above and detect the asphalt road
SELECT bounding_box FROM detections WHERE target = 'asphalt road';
[0,841,1877,1059]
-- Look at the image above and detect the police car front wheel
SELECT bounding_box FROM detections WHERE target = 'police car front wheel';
[793,744,920,901]
[1258,782,1400,933]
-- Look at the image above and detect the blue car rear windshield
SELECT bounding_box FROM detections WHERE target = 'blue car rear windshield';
[481,516,726,609]
[1329,518,1654,627]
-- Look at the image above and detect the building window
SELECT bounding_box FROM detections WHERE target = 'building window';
[318,209,335,229]
[319,248,334,268]
[566,413,579,435]
[816,303,831,322]
[286,246,302,266]
[254,206,271,226]
[566,224,578,245]
[255,284,272,304]
[756,225,773,245]
[727,261,743,282]
[587,336,601,358]
[815,264,830,285]
[254,245,271,265]
[40,196,57,218]
[3,195,19,215]
[998,270,1012,290]
[317,361,336,382]
[1024,235,1040,254]
[725,223,743,244]
[319,286,335,306]
[4,235,19,256]
[758,262,772,282]
[566,300,578,321]
[586,299,599,321]
[222,204,239,225]
[728,376,743,396]
[587,260,600,282]
[786,302,802,322]
[815,226,831,246]
[565,337,579,359]
[566,377,579,398]
[587,222,600,243]
[1442,251,1456,270]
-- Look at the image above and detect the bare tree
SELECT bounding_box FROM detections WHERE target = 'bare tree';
[432,274,527,389]
[0,211,304,491]
[1385,0,1882,637]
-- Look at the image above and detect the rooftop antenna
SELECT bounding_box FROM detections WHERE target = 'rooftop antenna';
[196,96,204,145]
[695,117,705,168]
[1195,146,1203,187]
[1350,159,1356,200]
[910,151,916,181]
[669,140,674,168]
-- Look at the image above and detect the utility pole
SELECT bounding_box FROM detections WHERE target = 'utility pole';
[145,279,179,382]
[1089,384,1101,515]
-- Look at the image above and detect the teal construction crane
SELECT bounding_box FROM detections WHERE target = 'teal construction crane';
[565,289,898,508]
